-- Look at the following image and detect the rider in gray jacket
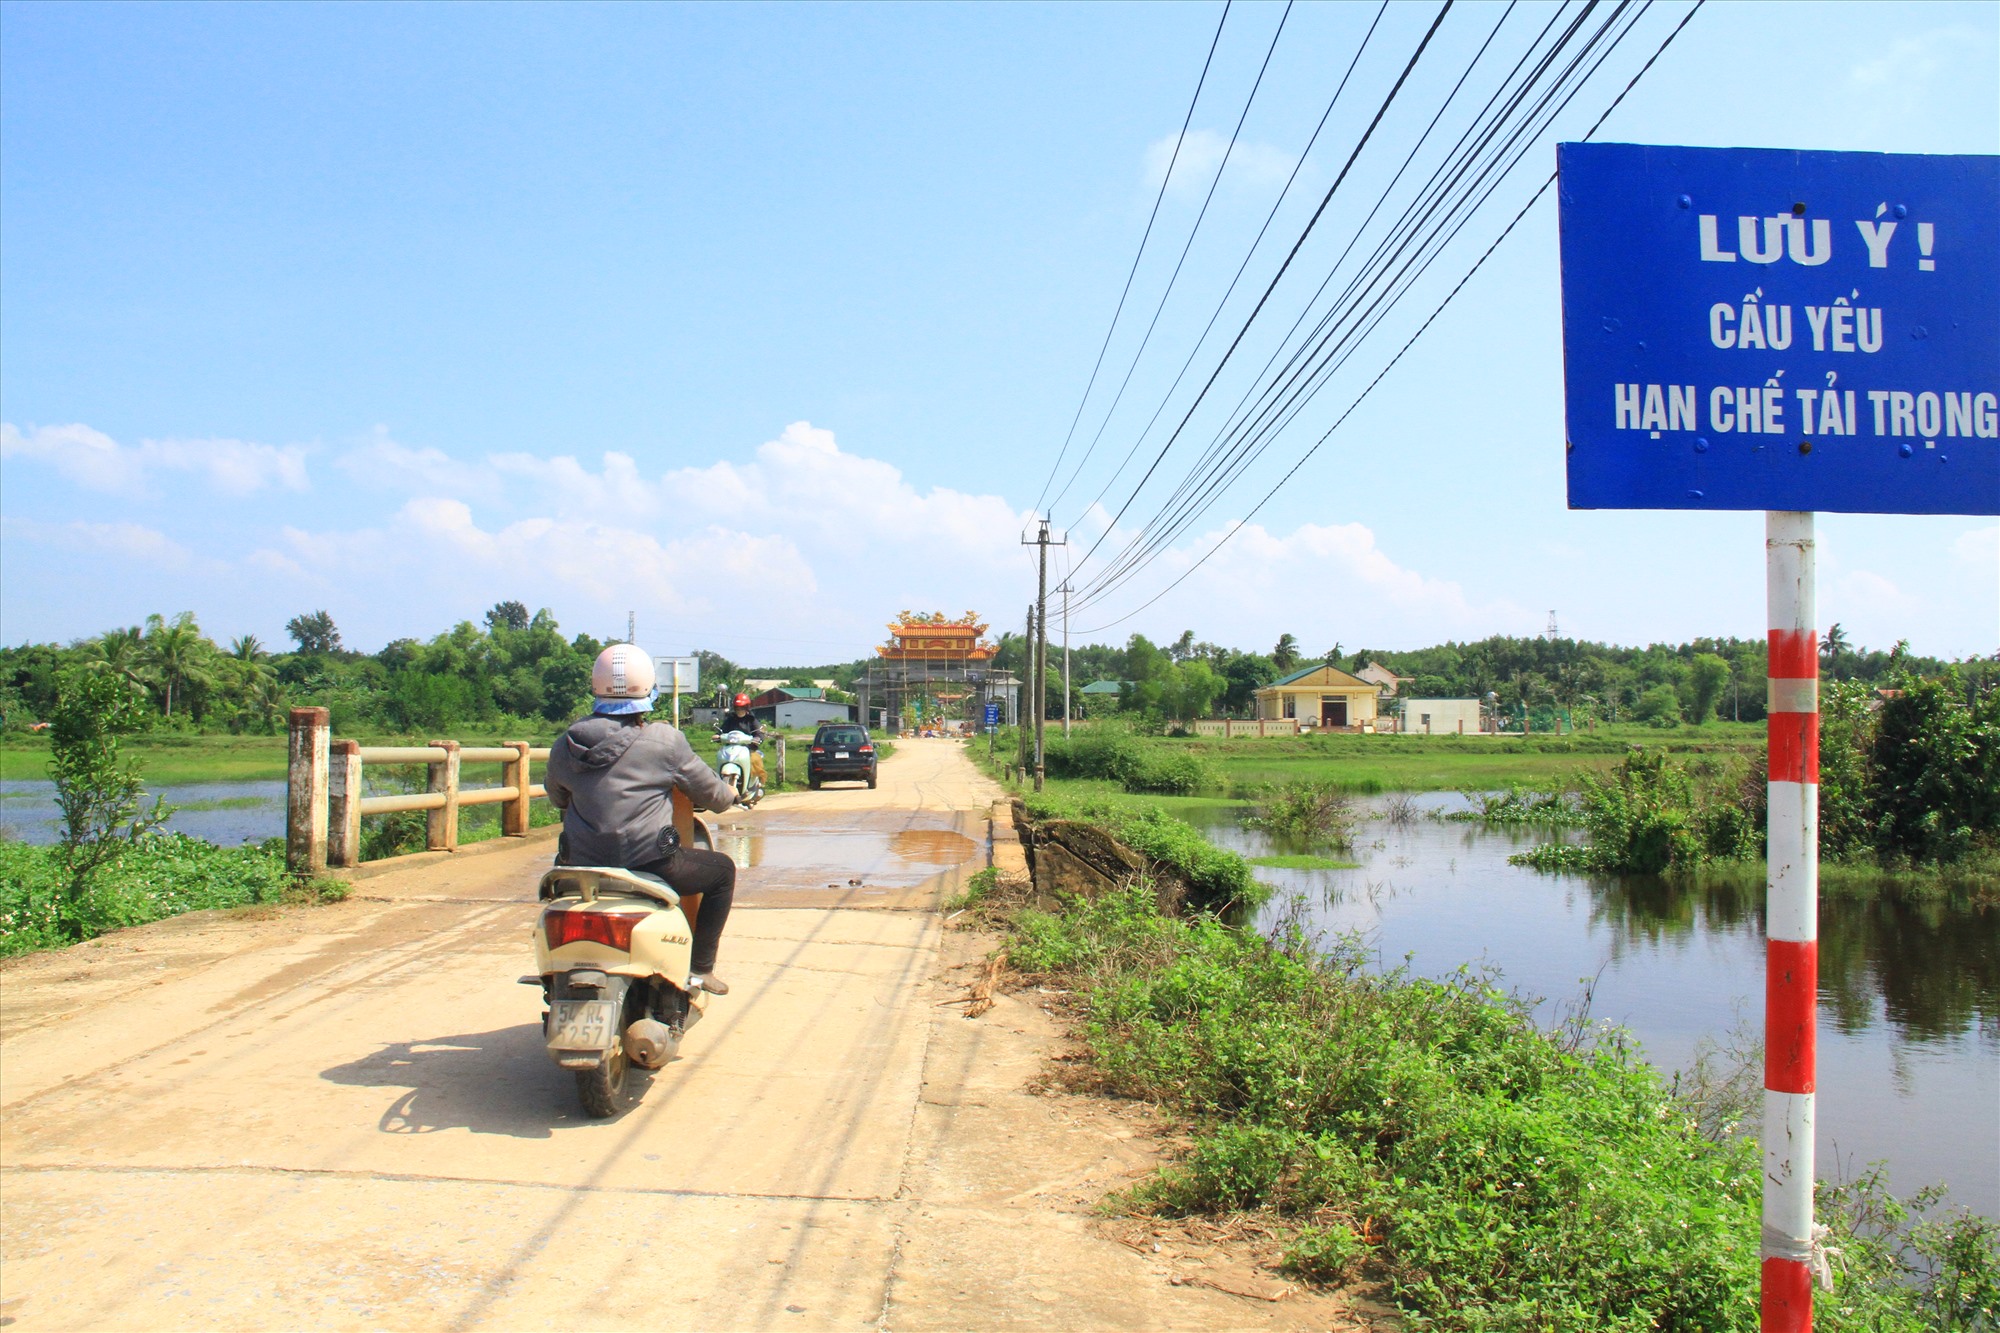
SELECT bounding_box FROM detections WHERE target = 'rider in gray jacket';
[545,645,743,994]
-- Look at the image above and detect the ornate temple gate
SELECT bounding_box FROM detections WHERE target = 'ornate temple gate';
[857,611,1021,733]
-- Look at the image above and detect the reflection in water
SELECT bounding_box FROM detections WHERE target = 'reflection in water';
[708,815,978,891]
[1185,792,1999,1218]
[892,829,977,863]
[1587,872,2000,1044]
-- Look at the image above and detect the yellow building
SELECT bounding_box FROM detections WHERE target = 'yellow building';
[1253,664,1381,730]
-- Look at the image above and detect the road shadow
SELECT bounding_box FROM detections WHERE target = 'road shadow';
[319,1024,633,1140]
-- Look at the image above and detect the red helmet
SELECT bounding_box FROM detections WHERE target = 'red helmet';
[733,692,750,708]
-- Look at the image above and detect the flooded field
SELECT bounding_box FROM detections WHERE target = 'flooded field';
[1186,792,1999,1219]
[0,779,286,847]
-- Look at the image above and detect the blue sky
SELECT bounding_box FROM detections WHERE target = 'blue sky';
[3,1,1994,664]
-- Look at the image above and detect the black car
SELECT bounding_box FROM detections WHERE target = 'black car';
[807,724,877,789]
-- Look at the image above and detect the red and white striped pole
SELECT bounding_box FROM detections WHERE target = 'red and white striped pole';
[1763,510,1820,1331]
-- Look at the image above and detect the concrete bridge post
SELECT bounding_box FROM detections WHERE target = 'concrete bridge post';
[286,707,330,876]
[426,740,461,852]
[328,739,361,868]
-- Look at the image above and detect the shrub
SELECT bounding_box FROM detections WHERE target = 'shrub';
[1,834,309,956]
[44,669,169,940]
[1118,749,1210,795]
[1248,781,1356,848]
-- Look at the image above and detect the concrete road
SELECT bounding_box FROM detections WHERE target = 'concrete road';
[0,739,1365,1331]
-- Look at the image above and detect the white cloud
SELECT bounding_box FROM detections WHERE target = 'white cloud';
[336,426,493,499]
[1953,524,1999,568]
[3,516,194,566]
[1849,27,1979,88]
[1,421,309,495]
[249,497,819,625]
[1063,506,1518,647]
[1144,129,1297,198]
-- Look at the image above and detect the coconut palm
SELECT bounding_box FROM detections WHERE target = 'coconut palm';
[143,612,215,718]
[1272,633,1301,671]
[228,634,267,662]
[1821,622,1850,679]
[83,627,154,700]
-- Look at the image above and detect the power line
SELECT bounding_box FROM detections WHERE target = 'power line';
[1031,2,1233,517]
[1073,0,1706,635]
[1044,0,1296,517]
[1071,0,1560,606]
[1063,0,1458,580]
[1071,1,1636,611]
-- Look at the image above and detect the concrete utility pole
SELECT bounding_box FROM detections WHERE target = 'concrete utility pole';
[1060,580,1072,740]
[1022,520,1065,792]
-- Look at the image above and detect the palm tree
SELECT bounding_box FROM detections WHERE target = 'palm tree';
[228,634,267,662]
[1272,634,1301,672]
[1821,622,1850,680]
[84,627,154,699]
[246,676,287,734]
[143,612,215,717]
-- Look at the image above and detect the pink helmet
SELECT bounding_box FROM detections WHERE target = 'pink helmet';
[591,644,657,700]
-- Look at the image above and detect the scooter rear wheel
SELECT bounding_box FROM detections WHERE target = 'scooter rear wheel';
[575,1046,637,1118]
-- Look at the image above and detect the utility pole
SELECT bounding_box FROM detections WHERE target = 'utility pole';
[1020,602,1035,776]
[1022,519,1065,792]
[1060,580,1072,740]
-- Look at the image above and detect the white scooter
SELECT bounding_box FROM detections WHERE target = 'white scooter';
[715,729,764,806]
[523,797,717,1118]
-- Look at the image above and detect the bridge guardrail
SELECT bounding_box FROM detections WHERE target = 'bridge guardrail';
[285,706,553,875]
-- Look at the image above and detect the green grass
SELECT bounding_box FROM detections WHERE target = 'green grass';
[1249,854,1361,871]
[0,834,346,956]
[995,724,1763,801]
[999,885,1999,1330]
[2,734,288,784]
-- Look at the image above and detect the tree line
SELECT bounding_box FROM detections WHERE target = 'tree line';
[0,603,853,738]
[4,607,1990,736]
[993,626,1998,727]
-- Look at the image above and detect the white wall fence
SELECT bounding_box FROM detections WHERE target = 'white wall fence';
[286,706,552,876]
[1184,718,1303,737]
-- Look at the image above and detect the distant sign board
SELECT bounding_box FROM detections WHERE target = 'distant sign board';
[654,656,699,696]
[1558,142,1998,514]
[984,702,1001,728]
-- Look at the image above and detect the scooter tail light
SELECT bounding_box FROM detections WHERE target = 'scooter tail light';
[545,909,649,952]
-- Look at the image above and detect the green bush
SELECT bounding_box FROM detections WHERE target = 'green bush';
[0,834,305,956]
[1247,781,1356,848]
[1118,749,1210,795]
[1513,750,1756,876]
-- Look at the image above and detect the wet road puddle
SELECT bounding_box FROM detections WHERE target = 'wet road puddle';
[708,811,981,907]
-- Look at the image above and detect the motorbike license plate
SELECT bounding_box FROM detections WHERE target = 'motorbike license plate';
[835,750,850,759]
[549,1000,617,1050]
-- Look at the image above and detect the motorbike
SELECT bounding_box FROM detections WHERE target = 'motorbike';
[714,729,764,806]
[523,799,716,1117]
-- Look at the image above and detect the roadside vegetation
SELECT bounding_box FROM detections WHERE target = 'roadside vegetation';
[1508,674,1998,895]
[0,665,340,957]
[992,881,1999,1330]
